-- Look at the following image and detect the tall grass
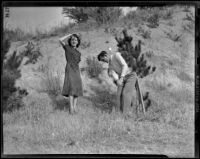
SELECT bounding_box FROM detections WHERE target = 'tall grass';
[85,56,104,78]
[4,27,33,42]
[37,63,62,97]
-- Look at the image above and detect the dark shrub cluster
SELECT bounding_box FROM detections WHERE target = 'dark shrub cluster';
[2,38,28,112]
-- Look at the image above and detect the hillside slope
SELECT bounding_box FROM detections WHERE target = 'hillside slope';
[3,6,195,157]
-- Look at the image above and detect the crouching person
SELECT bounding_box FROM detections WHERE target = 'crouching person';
[97,51,137,118]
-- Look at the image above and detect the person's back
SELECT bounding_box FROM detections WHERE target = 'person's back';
[108,52,134,79]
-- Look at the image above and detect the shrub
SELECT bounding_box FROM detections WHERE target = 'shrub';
[115,29,156,78]
[183,12,195,22]
[62,7,122,26]
[2,39,28,112]
[3,27,33,42]
[85,56,104,78]
[91,89,117,113]
[182,21,195,34]
[62,7,90,23]
[22,41,43,65]
[162,8,174,20]
[37,64,62,97]
[80,40,91,49]
[183,6,191,12]
[164,30,182,42]
[147,12,159,28]
[137,26,151,39]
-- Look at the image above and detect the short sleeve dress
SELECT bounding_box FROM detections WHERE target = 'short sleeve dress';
[61,44,83,97]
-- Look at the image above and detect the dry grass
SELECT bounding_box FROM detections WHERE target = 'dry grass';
[3,86,194,157]
[3,6,195,157]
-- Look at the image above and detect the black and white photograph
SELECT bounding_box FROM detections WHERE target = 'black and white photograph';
[2,2,197,157]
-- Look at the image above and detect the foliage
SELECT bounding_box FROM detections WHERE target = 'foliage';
[3,27,33,42]
[147,12,159,28]
[164,30,182,42]
[115,29,156,78]
[80,40,91,49]
[91,89,117,113]
[183,12,195,22]
[2,38,28,112]
[37,64,62,97]
[86,56,104,78]
[161,8,174,20]
[62,7,122,26]
[62,7,90,23]
[137,26,151,39]
[22,41,43,65]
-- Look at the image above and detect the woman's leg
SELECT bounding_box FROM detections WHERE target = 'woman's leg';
[73,96,78,113]
[69,96,74,114]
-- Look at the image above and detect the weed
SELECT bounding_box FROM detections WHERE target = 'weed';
[147,12,159,28]
[85,56,104,78]
[137,26,151,39]
[164,30,182,42]
[80,40,91,49]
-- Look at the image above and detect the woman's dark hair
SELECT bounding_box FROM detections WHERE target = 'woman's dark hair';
[68,34,81,48]
[97,51,108,61]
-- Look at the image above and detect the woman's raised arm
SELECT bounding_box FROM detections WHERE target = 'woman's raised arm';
[59,34,72,47]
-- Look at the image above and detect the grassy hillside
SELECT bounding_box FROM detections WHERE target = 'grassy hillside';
[3,6,195,157]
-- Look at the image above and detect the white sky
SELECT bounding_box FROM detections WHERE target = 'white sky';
[4,7,137,33]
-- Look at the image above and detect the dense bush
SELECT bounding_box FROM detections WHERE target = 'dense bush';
[62,7,122,26]
[115,29,156,78]
[85,56,104,78]
[164,30,182,42]
[137,26,151,39]
[147,12,159,28]
[22,41,43,65]
[2,38,28,112]
[36,64,62,97]
[4,27,33,42]
[62,7,90,23]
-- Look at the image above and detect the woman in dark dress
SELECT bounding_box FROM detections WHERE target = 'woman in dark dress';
[59,34,83,114]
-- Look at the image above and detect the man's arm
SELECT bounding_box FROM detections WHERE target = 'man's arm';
[108,68,119,85]
[115,52,129,78]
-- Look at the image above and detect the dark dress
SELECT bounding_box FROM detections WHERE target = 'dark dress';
[61,44,83,97]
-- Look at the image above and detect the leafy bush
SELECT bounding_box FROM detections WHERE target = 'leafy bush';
[137,26,151,39]
[91,89,117,113]
[85,56,104,78]
[115,29,156,78]
[183,6,191,12]
[80,40,91,49]
[182,21,194,34]
[37,64,62,96]
[183,12,195,22]
[22,41,43,65]
[2,38,28,112]
[161,8,174,20]
[164,30,182,42]
[62,7,90,23]
[4,27,33,42]
[147,12,159,28]
[62,7,122,26]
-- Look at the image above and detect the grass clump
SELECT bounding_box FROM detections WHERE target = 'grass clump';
[85,56,104,78]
